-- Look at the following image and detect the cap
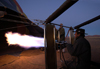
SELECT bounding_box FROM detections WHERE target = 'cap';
[75,29,85,34]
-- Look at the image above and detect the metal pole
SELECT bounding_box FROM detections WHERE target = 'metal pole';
[50,23,70,28]
[45,0,78,23]
[74,15,100,29]
[44,24,57,69]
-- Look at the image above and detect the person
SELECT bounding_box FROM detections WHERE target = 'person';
[59,23,65,41]
[58,23,65,52]
[63,29,91,69]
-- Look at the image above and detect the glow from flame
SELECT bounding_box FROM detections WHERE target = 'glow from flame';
[5,32,44,49]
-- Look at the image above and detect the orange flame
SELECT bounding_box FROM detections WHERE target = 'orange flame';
[5,32,44,49]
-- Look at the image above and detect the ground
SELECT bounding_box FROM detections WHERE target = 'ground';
[0,37,100,69]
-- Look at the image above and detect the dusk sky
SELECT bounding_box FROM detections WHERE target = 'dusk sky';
[16,0,100,35]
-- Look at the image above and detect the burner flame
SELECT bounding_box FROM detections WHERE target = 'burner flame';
[5,32,44,49]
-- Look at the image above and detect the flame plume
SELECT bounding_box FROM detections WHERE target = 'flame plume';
[5,32,44,49]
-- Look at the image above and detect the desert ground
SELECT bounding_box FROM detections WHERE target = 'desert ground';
[0,37,100,69]
[86,37,100,69]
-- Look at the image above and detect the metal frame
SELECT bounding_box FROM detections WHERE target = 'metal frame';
[44,24,57,69]
[74,15,100,29]
[45,0,79,23]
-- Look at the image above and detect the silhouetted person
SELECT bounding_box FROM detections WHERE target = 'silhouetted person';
[58,23,65,52]
[65,29,91,69]
[58,23,65,41]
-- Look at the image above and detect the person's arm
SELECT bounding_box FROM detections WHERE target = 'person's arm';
[66,41,83,56]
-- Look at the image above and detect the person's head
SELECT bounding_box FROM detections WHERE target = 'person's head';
[60,23,63,28]
[75,29,85,38]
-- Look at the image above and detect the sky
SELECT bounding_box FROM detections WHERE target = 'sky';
[16,0,100,35]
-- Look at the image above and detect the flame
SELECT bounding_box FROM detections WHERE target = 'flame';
[5,32,44,49]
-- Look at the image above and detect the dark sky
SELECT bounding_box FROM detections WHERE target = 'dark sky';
[16,0,100,35]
